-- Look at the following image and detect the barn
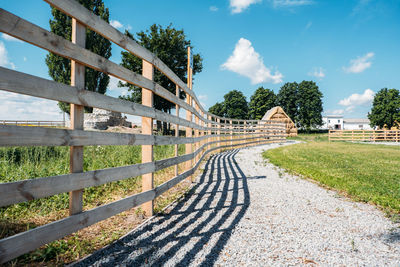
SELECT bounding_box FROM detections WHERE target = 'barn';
[261,106,298,136]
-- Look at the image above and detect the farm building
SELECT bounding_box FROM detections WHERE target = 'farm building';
[261,106,297,136]
[343,118,372,130]
[322,115,344,130]
[321,116,373,130]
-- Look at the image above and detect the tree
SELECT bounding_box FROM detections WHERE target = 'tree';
[222,90,248,119]
[297,81,323,130]
[45,0,112,113]
[208,102,225,117]
[248,87,276,120]
[276,82,298,122]
[368,88,400,129]
[119,24,203,133]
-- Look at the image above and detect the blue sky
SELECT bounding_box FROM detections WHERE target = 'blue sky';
[1,0,399,121]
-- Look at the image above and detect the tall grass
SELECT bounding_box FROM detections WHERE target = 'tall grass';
[0,144,185,232]
[1,143,192,264]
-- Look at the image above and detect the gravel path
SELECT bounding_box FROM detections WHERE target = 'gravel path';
[75,141,400,266]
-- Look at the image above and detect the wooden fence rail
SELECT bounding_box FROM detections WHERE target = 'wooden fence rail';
[0,1,287,263]
[329,130,400,142]
[0,120,66,127]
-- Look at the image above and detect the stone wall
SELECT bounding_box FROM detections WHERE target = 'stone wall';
[84,108,131,130]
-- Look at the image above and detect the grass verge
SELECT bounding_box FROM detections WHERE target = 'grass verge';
[0,144,201,265]
[263,138,400,217]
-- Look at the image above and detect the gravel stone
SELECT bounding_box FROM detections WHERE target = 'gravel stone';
[74,141,400,266]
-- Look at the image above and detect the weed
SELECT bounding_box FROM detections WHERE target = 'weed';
[351,239,358,252]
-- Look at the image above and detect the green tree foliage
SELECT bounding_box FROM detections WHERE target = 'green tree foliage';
[276,82,298,122]
[368,88,400,129]
[248,87,277,120]
[45,0,112,113]
[297,81,323,130]
[208,102,225,117]
[208,90,248,119]
[119,24,203,112]
[224,90,248,119]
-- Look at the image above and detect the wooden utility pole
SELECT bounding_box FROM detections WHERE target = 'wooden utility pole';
[141,60,154,216]
[185,47,193,179]
[69,19,85,216]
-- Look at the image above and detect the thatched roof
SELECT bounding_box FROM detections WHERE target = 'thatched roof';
[262,106,294,125]
[262,106,297,136]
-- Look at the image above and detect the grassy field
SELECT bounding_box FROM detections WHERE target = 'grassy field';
[0,144,195,265]
[263,134,400,218]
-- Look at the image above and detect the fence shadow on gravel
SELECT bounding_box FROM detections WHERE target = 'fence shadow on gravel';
[74,149,250,266]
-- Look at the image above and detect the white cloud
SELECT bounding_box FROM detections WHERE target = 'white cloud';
[0,41,16,69]
[0,91,62,120]
[210,6,219,11]
[108,76,130,97]
[221,38,283,84]
[110,20,132,32]
[110,20,123,29]
[305,21,312,30]
[339,89,374,107]
[272,0,314,8]
[120,89,129,97]
[108,76,122,91]
[308,67,325,78]
[330,109,344,115]
[198,94,208,101]
[230,0,261,14]
[343,52,374,73]
[1,33,23,43]
[23,56,27,62]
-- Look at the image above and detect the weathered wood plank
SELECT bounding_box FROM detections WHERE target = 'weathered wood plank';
[69,18,86,215]
[0,124,282,147]
[0,130,282,207]
[0,125,213,147]
[43,0,209,117]
[0,67,204,131]
[0,189,155,264]
[0,9,210,124]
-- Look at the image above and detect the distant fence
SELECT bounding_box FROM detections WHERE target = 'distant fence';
[1,120,66,127]
[0,0,287,263]
[329,130,400,142]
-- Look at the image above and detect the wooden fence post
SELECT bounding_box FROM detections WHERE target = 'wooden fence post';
[194,103,199,162]
[69,19,86,216]
[185,46,193,180]
[230,120,233,149]
[141,59,154,216]
[175,85,180,176]
[208,115,211,151]
[217,118,221,152]
[200,110,204,155]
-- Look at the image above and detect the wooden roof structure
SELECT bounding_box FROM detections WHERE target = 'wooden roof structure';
[262,106,297,136]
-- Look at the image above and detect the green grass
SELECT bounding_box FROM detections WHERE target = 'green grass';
[263,137,400,216]
[0,144,188,265]
[287,132,329,142]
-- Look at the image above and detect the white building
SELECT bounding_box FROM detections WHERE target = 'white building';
[321,116,373,130]
[322,115,344,130]
[343,118,373,130]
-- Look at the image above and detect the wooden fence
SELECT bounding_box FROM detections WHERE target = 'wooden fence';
[329,130,400,142]
[1,120,66,127]
[0,0,286,263]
